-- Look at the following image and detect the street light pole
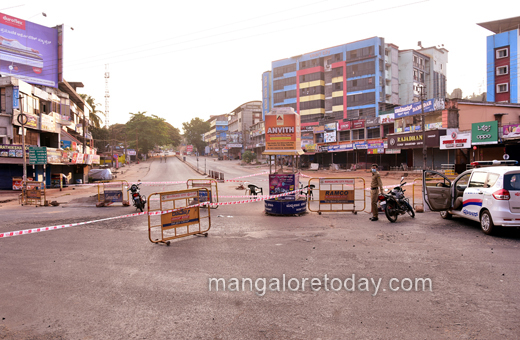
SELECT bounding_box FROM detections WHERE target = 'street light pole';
[19,96,27,191]
[420,86,427,170]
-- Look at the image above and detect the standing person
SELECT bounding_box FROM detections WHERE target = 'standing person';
[370,163,384,221]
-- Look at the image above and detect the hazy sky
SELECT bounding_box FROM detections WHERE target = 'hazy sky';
[2,0,513,131]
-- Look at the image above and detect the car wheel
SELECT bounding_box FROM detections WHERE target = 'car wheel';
[480,210,495,235]
[440,210,452,219]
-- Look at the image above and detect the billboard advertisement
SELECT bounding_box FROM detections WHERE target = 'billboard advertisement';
[503,123,520,140]
[0,12,60,87]
[265,109,301,153]
[262,71,271,121]
[471,121,498,145]
[394,98,445,119]
[269,173,298,200]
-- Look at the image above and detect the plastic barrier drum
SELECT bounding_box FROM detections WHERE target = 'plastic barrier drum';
[147,188,211,245]
[307,177,365,215]
[21,181,46,206]
[186,178,219,209]
[97,180,130,207]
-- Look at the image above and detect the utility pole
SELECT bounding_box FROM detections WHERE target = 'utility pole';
[18,96,27,193]
[420,85,427,170]
[136,132,139,162]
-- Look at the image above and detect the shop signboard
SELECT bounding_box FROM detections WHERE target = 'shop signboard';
[305,144,317,152]
[319,190,354,204]
[324,123,336,131]
[40,114,56,132]
[186,145,193,152]
[338,121,351,131]
[328,143,353,152]
[367,148,385,154]
[440,132,471,149]
[104,190,123,203]
[269,173,298,200]
[161,207,200,229]
[503,123,520,140]
[352,120,365,129]
[264,108,301,152]
[380,113,395,124]
[13,112,39,129]
[227,143,242,148]
[471,121,498,145]
[313,125,325,134]
[28,146,47,165]
[0,144,29,158]
[387,130,446,149]
[354,142,367,149]
[394,98,445,118]
[324,131,336,143]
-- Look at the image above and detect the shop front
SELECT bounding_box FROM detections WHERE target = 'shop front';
[387,130,447,169]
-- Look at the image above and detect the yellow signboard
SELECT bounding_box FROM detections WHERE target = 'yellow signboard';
[161,207,200,230]
[319,190,354,204]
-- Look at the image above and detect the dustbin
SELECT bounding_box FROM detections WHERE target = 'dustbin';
[183,157,186,161]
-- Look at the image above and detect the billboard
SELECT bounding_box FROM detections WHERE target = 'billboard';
[264,108,301,153]
[0,12,60,87]
[471,121,498,145]
[394,98,445,119]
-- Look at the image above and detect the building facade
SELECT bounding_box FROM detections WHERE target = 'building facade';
[226,101,262,159]
[0,77,99,189]
[478,16,520,104]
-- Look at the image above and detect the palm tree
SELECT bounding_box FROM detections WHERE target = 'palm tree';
[79,94,103,128]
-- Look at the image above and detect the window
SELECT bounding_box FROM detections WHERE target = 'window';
[413,69,418,81]
[486,173,500,188]
[339,131,350,141]
[504,174,520,190]
[497,83,509,93]
[468,172,487,188]
[352,80,357,87]
[496,66,508,75]
[496,48,508,59]
[367,127,380,139]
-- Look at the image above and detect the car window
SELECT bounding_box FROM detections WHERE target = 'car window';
[504,173,520,190]
[486,173,499,188]
[468,172,487,188]
[455,173,471,187]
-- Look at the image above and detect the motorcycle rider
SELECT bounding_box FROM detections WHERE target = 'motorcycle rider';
[370,163,384,221]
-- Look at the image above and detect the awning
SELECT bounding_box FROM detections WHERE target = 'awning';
[60,129,81,144]
[262,150,304,156]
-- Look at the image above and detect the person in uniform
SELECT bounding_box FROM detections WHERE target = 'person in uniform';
[370,163,384,221]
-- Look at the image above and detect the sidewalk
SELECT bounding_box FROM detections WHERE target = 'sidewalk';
[0,160,152,206]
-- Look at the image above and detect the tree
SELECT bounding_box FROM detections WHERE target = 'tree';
[242,150,256,164]
[182,118,210,154]
[79,94,104,128]
[126,112,180,155]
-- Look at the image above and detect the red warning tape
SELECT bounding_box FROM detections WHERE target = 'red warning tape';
[0,190,303,239]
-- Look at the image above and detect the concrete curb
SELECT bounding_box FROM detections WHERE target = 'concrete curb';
[176,155,206,176]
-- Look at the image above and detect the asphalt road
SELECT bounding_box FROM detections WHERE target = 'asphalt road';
[1,157,519,339]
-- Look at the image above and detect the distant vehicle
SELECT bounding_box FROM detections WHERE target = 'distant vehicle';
[423,160,520,235]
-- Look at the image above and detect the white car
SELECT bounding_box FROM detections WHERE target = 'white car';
[423,160,520,235]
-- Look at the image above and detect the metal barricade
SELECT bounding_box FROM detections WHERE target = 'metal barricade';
[21,181,46,206]
[186,178,219,209]
[147,188,211,245]
[96,180,130,207]
[307,177,365,215]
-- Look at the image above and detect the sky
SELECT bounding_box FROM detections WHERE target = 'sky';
[1,0,515,132]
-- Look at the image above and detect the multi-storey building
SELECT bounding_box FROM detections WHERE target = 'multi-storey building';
[246,120,265,160]
[267,37,449,170]
[398,45,448,104]
[205,114,228,157]
[478,16,520,104]
[226,101,262,159]
[0,77,98,189]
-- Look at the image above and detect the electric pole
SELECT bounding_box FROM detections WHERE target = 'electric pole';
[420,85,427,170]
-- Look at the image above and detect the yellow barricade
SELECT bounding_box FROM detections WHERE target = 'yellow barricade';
[21,181,46,206]
[186,178,219,209]
[147,188,211,245]
[96,180,130,207]
[307,177,365,215]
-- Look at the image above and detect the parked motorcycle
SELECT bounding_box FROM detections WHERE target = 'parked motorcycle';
[128,183,146,212]
[378,177,415,222]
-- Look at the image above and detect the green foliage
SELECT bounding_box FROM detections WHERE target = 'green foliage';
[242,150,256,164]
[182,118,210,154]
[79,94,103,128]
[126,112,180,155]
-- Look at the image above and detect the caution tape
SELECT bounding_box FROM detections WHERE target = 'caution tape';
[225,171,269,181]
[0,190,303,239]
[0,212,146,239]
